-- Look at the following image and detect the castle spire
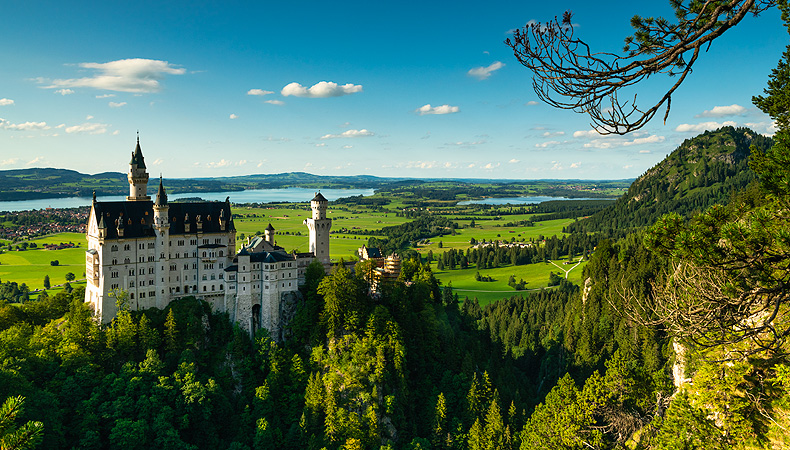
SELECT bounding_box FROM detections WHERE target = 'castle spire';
[154,175,168,206]
[127,135,150,201]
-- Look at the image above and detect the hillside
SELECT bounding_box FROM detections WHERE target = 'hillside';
[566,126,773,236]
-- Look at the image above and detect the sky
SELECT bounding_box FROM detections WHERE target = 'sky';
[0,1,786,180]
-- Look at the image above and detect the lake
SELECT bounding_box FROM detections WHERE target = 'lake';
[0,188,376,212]
[458,196,610,205]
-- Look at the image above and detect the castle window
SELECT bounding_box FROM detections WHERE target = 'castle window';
[176,287,180,293]
[220,284,223,290]
[124,244,131,251]
[124,258,130,264]
[111,283,119,290]
[111,245,118,252]
[202,275,207,281]
[139,269,144,275]
[202,252,206,257]
[203,239,209,245]
[112,259,117,265]
[129,270,134,276]
[130,293,134,299]
[219,263,224,269]
[149,267,154,274]
[219,251,223,257]
[215,239,221,244]
[160,253,164,259]
[184,264,189,270]
[139,244,144,250]
[140,292,145,298]
[212,285,215,291]
[150,291,155,297]
[203,286,207,292]
[178,240,184,246]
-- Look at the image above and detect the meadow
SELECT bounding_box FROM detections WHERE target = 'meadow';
[2,199,591,305]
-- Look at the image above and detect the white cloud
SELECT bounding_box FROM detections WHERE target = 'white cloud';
[342,145,353,149]
[542,131,565,137]
[85,115,93,120]
[509,158,520,164]
[321,129,374,139]
[265,99,284,105]
[109,101,127,108]
[573,129,607,138]
[43,58,185,93]
[407,160,439,169]
[247,89,274,96]
[467,61,505,80]
[315,143,327,147]
[639,150,651,154]
[281,81,363,98]
[27,157,44,165]
[697,104,747,117]
[525,100,539,106]
[229,113,238,119]
[744,121,778,136]
[675,121,737,133]
[445,140,486,147]
[0,118,50,131]
[112,130,120,135]
[584,134,665,149]
[206,159,247,168]
[55,89,74,95]
[96,94,115,98]
[1,158,19,165]
[416,104,460,115]
[570,162,582,168]
[536,141,560,148]
[0,99,14,106]
[65,122,109,134]
[483,162,500,170]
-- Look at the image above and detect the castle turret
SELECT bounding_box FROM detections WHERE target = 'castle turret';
[153,176,170,309]
[265,223,275,245]
[303,192,332,266]
[127,135,150,201]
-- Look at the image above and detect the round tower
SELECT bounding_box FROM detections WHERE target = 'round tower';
[153,176,170,309]
[264,223,275,245]
[303,192,332,266]
[127,135,150,201]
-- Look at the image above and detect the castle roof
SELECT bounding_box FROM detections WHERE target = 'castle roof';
[154,177,168,207]
[312,192,327,202]
[130,136,146,169]
[265,223,275,231]
[91,200,234,239]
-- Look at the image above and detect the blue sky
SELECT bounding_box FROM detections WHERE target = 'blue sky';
[0,1,785,179]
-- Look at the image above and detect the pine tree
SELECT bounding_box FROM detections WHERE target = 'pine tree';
[164,308,178,353]
[43,275,50,290]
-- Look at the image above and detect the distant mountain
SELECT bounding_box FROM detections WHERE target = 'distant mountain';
[0,170,407,201]
[566,126,773,236]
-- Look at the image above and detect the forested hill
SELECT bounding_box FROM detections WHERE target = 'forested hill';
[566,126,773,236]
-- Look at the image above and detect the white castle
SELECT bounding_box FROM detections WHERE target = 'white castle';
[84,138,331,339]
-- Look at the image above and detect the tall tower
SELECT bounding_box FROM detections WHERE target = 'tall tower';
[127,135,150,201]
[153,177,170,309]
[303,192,332,266]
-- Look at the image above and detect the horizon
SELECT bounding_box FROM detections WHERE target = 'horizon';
[0,1,784,180]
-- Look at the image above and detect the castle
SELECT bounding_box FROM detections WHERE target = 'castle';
[84,138,331,339]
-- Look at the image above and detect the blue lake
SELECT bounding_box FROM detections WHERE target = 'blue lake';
[458,196,611,205]
[0,188,375,212]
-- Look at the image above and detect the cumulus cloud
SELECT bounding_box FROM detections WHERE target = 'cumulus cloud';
[320,129,374,139]
[570,162,582,169]
[265,99,284,105]
[536,141,561,148]
[42,58,185,93]
[509,158,520,164]
[229,113,238,119]
[0,119,50,131]
[55,89,74,95]
[281,81,362,98]
[0,99,14,106]
[406,160,439,169]
[96,94,115,98]
[417,104,459,115]
[542,131,565,137]
[108,101,127,108]
[27,157,44,165]
[573,128,607,138]
[697,104,747,117]
[416,104,460,115]
[247,89,274,96]
[483,162,500,170]
[467,61,505,80]
[525,100,539,106]
[1,158,19,165]
[65,122,109,134]
[675,121,737,133]
[342,145,353,149]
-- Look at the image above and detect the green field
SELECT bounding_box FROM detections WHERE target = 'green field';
[433,258,587,306]
[0,232,86,292]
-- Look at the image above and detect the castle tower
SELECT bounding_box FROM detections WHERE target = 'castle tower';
[264,223,275,245]
[153,177,170,309]
[303,192,332,266]
[127,135,150,201]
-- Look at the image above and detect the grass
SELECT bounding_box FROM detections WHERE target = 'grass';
[434,259,588,306]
